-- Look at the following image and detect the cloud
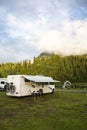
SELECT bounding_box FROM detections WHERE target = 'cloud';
[0,0,87,62]
[33,19,87,55]
[6,13,33,39]
[5,13,87,58]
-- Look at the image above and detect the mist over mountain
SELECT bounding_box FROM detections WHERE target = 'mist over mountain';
[38,51,87,58]
[38,51,54,57]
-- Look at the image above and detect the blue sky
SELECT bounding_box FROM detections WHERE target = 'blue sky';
[0,0,87,62]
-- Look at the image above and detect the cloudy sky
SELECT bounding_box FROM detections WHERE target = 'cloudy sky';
[0,0,87,62]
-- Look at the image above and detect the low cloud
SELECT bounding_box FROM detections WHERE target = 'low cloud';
[1,1,87,63]
[33,19,87,55]
[6,13,87,58]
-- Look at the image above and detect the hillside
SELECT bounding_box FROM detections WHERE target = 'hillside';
[0,54,87,83]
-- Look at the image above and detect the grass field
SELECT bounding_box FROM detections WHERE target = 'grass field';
[0,91,87,130]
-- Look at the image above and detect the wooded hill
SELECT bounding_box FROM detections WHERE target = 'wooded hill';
[0,54,87,83]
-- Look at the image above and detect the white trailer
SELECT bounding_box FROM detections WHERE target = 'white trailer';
[6,75,59,97]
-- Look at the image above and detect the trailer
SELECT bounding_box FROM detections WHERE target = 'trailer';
[6,75,59,97]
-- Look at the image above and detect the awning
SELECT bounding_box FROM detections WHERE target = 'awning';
[23,75,60,83]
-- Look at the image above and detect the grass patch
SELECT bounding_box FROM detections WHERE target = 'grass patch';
[0,91,87,130]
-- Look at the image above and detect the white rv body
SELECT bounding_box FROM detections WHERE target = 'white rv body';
[6,75,59,97]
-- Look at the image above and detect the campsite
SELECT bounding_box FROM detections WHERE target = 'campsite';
[0,0,87,129]
[0,89,87,130]
[0,54,87,130]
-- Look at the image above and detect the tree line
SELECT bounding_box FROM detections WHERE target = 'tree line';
[0,54,87,83]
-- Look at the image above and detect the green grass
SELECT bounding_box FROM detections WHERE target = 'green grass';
[0,91,87,130]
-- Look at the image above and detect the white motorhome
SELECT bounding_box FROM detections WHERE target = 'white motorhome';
[6,75,59,97]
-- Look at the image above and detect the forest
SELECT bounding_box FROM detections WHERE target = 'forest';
[0,54,87,83]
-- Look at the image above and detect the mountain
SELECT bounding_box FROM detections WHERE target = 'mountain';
[38,51,54,57]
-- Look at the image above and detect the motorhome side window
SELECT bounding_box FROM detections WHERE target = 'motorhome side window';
[50,82,54,85]
[44,83,48,85]
[41,83,48,88]
[25,78,30,82]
